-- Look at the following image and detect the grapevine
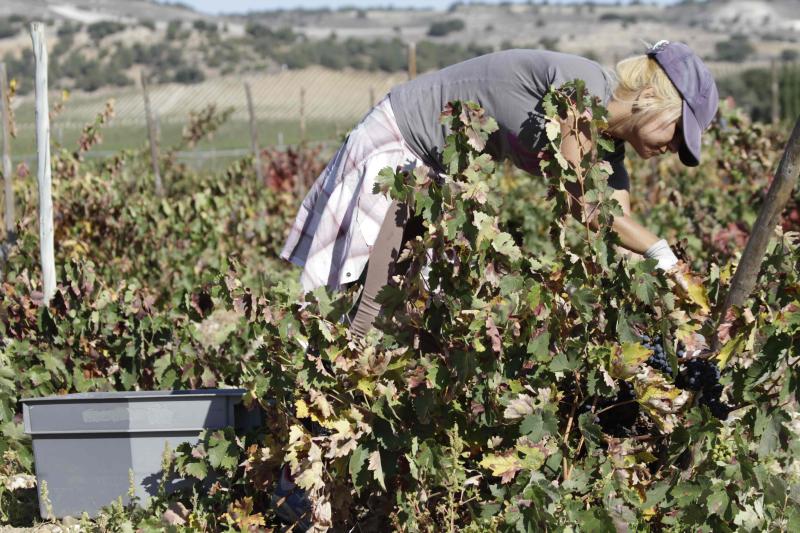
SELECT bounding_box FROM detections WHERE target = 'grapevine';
[0,80,797,531]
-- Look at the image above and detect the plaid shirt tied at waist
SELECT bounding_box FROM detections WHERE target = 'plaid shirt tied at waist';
[280,96,431,293]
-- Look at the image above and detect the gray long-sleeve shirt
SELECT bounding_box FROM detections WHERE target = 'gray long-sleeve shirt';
[389,48,629,190]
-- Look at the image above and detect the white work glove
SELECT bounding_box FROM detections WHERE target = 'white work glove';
[643,239,679,271]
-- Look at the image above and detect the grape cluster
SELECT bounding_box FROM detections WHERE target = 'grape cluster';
[675,358,717,391]
[640,335,673,376]
[676,358,730,420]
[596,380,640,437]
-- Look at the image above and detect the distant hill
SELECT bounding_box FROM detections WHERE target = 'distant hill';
[0,1,797,98]
[0,1,203,23]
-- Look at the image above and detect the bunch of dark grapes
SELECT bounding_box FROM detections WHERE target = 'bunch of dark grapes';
[595,380,640,437]
[676,358,730,420]
[640,335,673,376]
[675,359,717,391]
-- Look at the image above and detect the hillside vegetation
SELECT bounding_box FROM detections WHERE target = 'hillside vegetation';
[0,0,798,100]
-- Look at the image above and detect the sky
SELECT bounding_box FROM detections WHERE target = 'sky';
[160,0,681,15]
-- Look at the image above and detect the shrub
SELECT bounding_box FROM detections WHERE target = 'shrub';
[714,34,755,62]
[105,66,132,88]
[73,61,105,92]
[193,19,218,34]
[370,38,407,72]
[598,12,637,24]
[87,21,125,42]
[246,22,295,42]
[416,41,492,71]
[173,65,205,84]
[318,40,347,70]
[781,48,799,62]
[0,18,19,39]
[582,49,600,62]
[166,20,182,40]
[427,18,465,37]
[109,44,134,70]
[56,21,82,37]
[2,49,34,94]
[245,21,267,37]
[539,37,559,51]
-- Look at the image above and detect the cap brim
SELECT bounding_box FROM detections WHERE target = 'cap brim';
[678,101,701,167]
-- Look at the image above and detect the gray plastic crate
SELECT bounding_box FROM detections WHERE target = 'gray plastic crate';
[22,388,255,519]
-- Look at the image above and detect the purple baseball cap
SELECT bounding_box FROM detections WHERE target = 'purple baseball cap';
[646,40,719,167]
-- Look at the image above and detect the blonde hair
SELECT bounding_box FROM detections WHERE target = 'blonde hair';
[605,54,682,135]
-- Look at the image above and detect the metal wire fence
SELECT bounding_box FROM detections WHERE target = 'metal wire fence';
[7,59,800,170]
[10,66,410,167]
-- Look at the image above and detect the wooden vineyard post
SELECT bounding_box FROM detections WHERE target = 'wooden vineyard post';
[715,116,800,346]
[299,87,306,143]
[408,42,417,80]
[790,62,800,123]
[244,81,264,183]
[155,111,161,152]
[295,87,307,200]
[771,59,780,126]
[0,62,15,265]
[140,71,164,196]
[30,22,56,304]
[369,86,375,108]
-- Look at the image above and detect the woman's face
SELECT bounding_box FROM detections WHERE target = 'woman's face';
[629,109,683,159]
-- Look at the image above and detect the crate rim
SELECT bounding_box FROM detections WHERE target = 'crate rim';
[21,388,248,404]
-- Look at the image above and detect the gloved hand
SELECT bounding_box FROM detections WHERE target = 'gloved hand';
[643,239,679,271]
[640,240,710,314]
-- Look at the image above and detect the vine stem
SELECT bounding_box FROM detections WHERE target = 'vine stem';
[568,108,594,264]
[608,433,665,443]
[595,398,638,416]
[561,370,582,481]
[566,397,597,480]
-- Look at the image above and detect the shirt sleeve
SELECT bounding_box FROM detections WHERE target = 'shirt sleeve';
[604,138,630,191]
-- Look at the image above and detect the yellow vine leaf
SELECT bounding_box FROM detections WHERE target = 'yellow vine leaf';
[356,377,375,398]
[716,333,744,368]
[685,280,711,314]
[479,452,522,484]
[610,342,652,379]
[295,399,310,419]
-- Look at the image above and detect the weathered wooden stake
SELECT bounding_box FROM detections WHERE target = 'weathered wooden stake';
[295,88,306,200]
[294,146,306,201]
[154,110,161,147]
[30,22,56,304]
[244,81,264,183]
[0,62,14,253]
[408,41,417,80]
[140,70,164,196]
[299,87,306,143]
[369,86,375,108]
[771,59,780,126]
[715,116,800,343]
